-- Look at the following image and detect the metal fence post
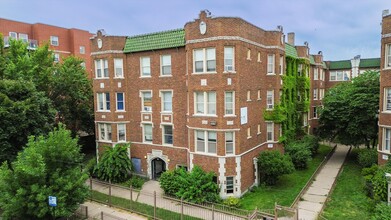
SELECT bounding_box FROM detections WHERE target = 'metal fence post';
[212,204,215,220]
[86,206,88,218]
[154,191,157,219]
[109,180,112,207]
[181,197,184,220]
[101,211,104,220]
[130,186,133,201]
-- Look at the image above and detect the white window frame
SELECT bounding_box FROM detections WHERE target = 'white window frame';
[50,35,59,46]
[266,90,274,110]
[257,124,261,134]
[384,128,391,152]
[140,91,152,112]
[330,71,349,81]
[53,53,60,63]
[313,106,318,119]
[114,58,124,78]
[162,125,173,145]
[161,90,173,112]
[98,123,112,141]
[314,68,319,80]
[225,132,234,155]
[247,49,251,60]
[279,56,284,75]
[226,176,234,194]
[160,55,172,76]
[116,92,125,111]
[194,91,216,116]
[313,89,318,100]
[195,130,217,154]
[143,124,153,143]
[140,57,151,77]
[257,90,261,100]
[18,33,28,43]
[224,91,235,116]
[193,48,216,73]
[80,46,85,54]
[320,69,324,81]
[266,122,274,142]
[247,90,251,101]
[224,47,234,72]
[117,124,126,142]
[95,59,109,79]
[385,88,391,112]
[267,54,275,74]
[386,44,391,68]
[9,32,17,39]
[247,127,251,139]
[97,92,110,111]
[257,52,261,62]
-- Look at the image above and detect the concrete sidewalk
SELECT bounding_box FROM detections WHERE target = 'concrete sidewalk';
[297,144,350,220]
[82,201,147,220]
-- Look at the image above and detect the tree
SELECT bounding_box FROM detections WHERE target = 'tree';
[0,79,55,162]
[285,142,312,169]
[257,150,295,185]
[51,56,94,135]
[318,71,380,148]
[0,125,89,219]
[94,144,132,183]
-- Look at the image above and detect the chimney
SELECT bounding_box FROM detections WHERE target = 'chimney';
[287,32,295,45]
[383,9,390,17]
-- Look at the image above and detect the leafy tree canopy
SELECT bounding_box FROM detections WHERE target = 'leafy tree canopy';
[257,150,294,185]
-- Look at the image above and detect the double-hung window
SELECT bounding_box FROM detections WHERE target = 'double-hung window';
[195,91,216,115]
[224,47,234,72]
[161,55,171,76]
[267,54,275,74]
[313,106,318,118]
[116,93,124,111]
[9,32,17,39]
[266,122,274,142]
[194,48,216,73]
[279,56,284,75]
[384,128,391,152]
[225,91,234,115]
[114,58,123,78]
[141,91,152,112]
[161,91,172,112]
[50,36,59,46]
[226,177,234,194]
[117,124,126,142]
[98,123,112,141]
[19,33,28,43]
[163,125,173,145]
[141,57,151,77]
[95,59,109,78]
[313,89,318,100]
[266,90,274,109]
[314,68,319,80]
[386,44,391,68]
[143,124,153,143]
[80,46,85,54]
[330,71,349,81]
[225,132,234,155]
[195,130,217,154]
[53,53,60,63]
[385,88,391,111]
[97,93,110,111]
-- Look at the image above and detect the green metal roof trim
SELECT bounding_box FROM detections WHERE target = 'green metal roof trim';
[124,29,185,53]
[359,58,380,68]
[329,60,351,70]
[309,55,315,65]
[285,43,298,58]
[322,62,327,69]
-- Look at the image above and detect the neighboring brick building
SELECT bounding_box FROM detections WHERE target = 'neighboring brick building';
[378,10,391,164]
[0,18,93,77]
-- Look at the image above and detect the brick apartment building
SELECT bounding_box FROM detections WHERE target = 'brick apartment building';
[378,10,391,164]
[0,18,93,77]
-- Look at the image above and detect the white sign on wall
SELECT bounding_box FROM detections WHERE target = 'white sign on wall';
[240,107,248,125]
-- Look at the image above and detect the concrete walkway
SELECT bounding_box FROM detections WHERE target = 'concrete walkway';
[297,145,351,220]
[82,201,147,220]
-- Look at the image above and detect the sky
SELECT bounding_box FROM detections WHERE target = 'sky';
[1,0,390,61]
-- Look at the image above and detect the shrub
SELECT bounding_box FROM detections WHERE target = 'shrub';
[85,156,97,177]
[357,149,378,168]
[94,144,132,183]
[362,164,379,198]
[372,202,391,220]
[302,135,319,156]
[223,197,240,208]
[285,142,312,169]
[129,176,146,189]
[258,150,295,185]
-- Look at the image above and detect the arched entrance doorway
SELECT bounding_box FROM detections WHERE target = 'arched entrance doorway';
[151,157,166,180]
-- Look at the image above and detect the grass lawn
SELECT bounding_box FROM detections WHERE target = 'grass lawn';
[240,144,332,211]
[321,149,374,219]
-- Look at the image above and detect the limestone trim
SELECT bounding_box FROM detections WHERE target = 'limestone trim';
[186,36,284,51]
[131,141,188,150]
[382,33,391,38]
[253,157,259,187]
[91,50,124,56]
[234,157,242,197]
[146,149,169,179]
[218,157,226,198]
[379,124,391,129]
[187,125,240,132]
[189,153,194,170]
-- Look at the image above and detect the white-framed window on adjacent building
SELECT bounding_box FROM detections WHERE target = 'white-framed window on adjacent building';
[224,47,234,72]
[330,71,350,81]
[266,90,274,109]
[117,124,126,142]
[95,59,109,78]
[319,89,324,100]
[141,57,151,77]
[314,68,319,80]
[267,54,275,74]
[225,132,234,155]
[141,91,152,112]
[313,89,318,100]
[303,113,308,127]
[279,55,284,75]
[383,128,391,152]
[53,53,60,63]
[114,58,124,78]
[386,44,391,68]
[226,176,234,194]
[162,125,173,145]
[80,46,85,54]
[266,122,274,142]
[320,69,324,81]
[9,32,17,39]
[116,92,124,111]
[194,48,216,73]
[143,124,153,143]
[50,36,59,46]
[313,106,318,119]
[160,55,171,76]
[195,130,217,154]
[98,123,112,141]
[194,91,216,115]
[97,92,110,111]
[225,91,234,116]
[161,91,172,112]
[18,33,28,43]
[384,88,391,112]
[298,64,303,76]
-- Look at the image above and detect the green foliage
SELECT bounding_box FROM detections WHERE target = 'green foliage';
[129,176,146,189]
[85,156,97,176]
[160,166,220,203]
[372,166,391,202]
[285,142,312,169]
[223,197,241,208]
[362,164,379,198]
[318,71,380,147]
[263,104,287,123]
[0,79,55,162]
[301,135,320,156]
[0,125,89,219]
[372,203,391,220]
[95,144,132,183]
[357,149,378,168]
[257,150,295,185]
